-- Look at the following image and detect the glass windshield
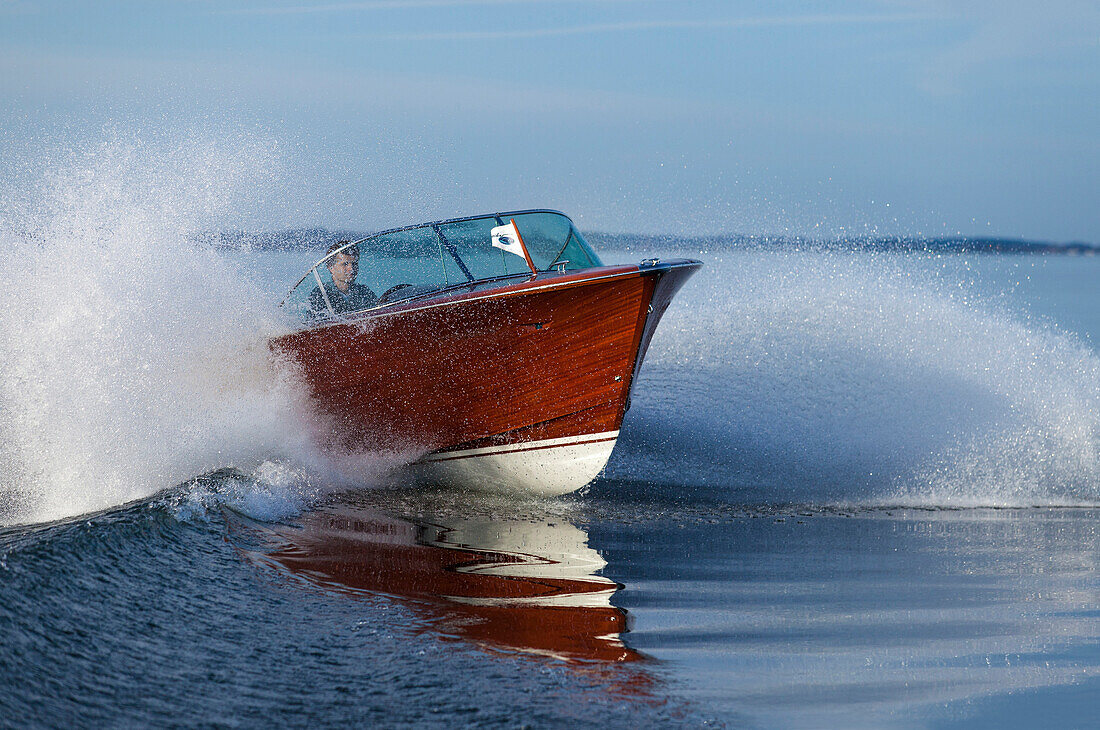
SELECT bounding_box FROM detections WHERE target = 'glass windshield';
[283,211,601,323]
[510,211,600,270]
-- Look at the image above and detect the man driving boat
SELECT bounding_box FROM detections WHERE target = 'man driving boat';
[309,241,380,316]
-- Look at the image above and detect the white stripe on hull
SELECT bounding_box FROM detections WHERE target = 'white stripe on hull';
[409,431,619,496]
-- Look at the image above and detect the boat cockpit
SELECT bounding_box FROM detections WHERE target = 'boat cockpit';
[281,210,603,324]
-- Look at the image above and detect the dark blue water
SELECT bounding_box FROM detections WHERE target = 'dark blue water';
[4,486,1098,728]
[0,489,693,727]
[2,221,1099,727]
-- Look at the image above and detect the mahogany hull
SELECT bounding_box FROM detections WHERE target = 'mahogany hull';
[271,260,700,494]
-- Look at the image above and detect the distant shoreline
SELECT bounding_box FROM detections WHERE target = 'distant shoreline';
[197,227,1100,256]
[586,232,1100,256]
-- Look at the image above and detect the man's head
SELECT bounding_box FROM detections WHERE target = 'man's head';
[326,241,359,292]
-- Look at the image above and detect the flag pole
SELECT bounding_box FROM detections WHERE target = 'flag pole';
[509,218,539,277]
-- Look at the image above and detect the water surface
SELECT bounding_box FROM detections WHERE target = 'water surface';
[2,233,1099,727]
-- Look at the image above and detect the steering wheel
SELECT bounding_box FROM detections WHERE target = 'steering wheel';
[379,283,414,303]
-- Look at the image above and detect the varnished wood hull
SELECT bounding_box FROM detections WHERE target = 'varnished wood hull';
[270,260,700,494]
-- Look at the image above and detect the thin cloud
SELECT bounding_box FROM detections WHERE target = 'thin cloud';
[917,2,1100,96]
[0,0,36,14]
[222,0,649,15]
[357,12,937,41]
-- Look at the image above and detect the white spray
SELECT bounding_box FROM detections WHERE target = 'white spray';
[0,133,340,525]
[615,248,1100,507]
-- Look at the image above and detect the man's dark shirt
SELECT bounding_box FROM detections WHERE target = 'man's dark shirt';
[308,281,379,318]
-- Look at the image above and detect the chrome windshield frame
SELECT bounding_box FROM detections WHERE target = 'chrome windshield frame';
[278,209,588,311]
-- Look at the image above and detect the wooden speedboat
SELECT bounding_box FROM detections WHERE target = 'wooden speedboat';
[270,209,700,495]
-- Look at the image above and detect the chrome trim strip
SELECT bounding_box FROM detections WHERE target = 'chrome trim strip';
[286,259,700,330]
[354,261,701,324]
[419,430,621,462]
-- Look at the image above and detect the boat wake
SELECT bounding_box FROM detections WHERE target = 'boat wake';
[610,248,1100,508]
[2,134,1097,525]
[0,133,375,528]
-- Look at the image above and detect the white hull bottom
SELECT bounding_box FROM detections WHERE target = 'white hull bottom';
[409,430,620,496]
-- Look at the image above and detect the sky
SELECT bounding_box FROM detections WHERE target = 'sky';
[1,0,1098,241]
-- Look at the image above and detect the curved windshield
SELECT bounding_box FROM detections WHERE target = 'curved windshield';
[283,210,602,323]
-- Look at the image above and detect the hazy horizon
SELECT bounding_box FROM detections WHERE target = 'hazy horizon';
[2,1,1098,243]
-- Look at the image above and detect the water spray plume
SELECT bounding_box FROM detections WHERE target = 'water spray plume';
[616,250,1100,507]
[0,133,323,526]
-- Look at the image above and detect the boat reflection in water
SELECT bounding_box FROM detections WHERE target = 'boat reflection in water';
[235,494,643,666]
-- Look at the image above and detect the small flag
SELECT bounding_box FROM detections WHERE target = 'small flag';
[491,219,538,275]
[491,221,525,258]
